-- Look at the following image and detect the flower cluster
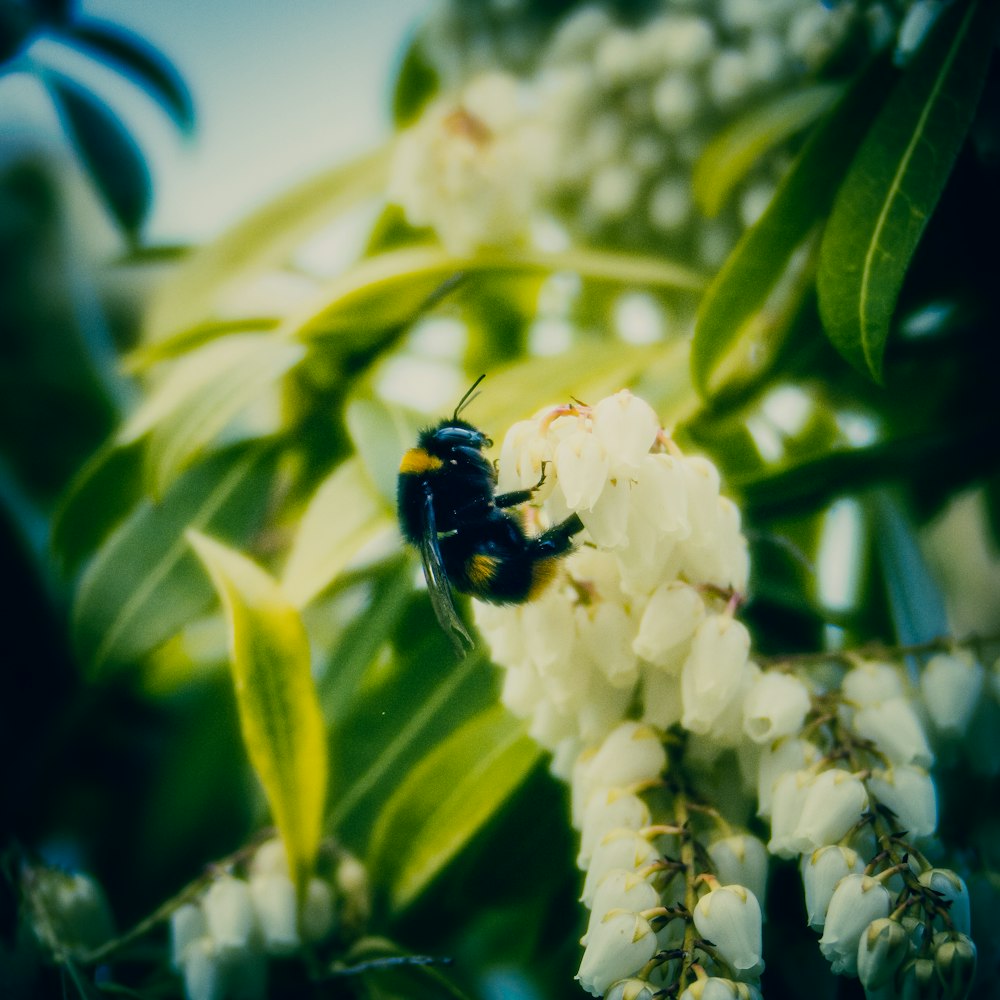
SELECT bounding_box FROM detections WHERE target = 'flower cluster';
[572,722,767,997]
[473,389,750,776]
[169,839,368,1000]
[392,0,875,262]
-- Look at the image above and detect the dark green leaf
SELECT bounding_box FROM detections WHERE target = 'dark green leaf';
[391,33,439,128]
[39,68,151,238]
[368,705,541,911]
[336,937,472,1000]
[60,18,194,131]
[692,54,896,400]
[869,489,948,645]
[71,445,273,676]
[817,0,999,381]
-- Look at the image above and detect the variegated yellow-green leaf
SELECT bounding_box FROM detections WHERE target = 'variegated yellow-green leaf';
[367,705,541,912]
[817,0,999,382]
[118,333,305,496]
[281,457,393,609]
[693,83,843,218]
[186,531,328,901]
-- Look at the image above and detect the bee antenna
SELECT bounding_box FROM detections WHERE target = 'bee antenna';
[454,373,487,420]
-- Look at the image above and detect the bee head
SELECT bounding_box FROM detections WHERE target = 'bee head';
[420,418,492,458]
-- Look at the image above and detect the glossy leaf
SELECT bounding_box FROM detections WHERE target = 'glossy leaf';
[692,54,895,400]
[284,245,706,342]
[391,32,439,127]
[39,68,151,237]
[118,333,305,495]
[693,83,843,218]
[61,18,194,130]
[281,457,393,608]
[144,146,392,343]
[187,531,327,900]
[50,440,143,576]
[72,445,271,675]
[368,705,541,911]
[817,0,999,381]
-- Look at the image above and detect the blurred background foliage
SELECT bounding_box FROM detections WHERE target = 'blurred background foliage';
[1,0,999,997]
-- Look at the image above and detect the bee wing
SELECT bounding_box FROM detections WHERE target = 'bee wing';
[419,492,475,656]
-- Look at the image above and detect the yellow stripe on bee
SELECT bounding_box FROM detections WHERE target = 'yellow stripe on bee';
[467,554,500,587]
[399,448,444,475]
[527,557,558,600]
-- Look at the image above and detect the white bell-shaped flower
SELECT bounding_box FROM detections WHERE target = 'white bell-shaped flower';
[632,582,704,666]
[249,873,298,955]
[301,877,336,943]
[800,845,865,930]
[180,937,225,1000]
[857,917,910,991]
[851,696,933,767]
[679,979,760,1000]
[605,978,658,1000]
[819,874,892,975]
[791,768,869,853]
[582,831,661,906]
[592,390,660,471]
[170,903,207,970]
[707,834,769,906]
[583,870,661,945]
[920,651,984,735]
[767,769,812,858]
[201,875,256,954]
[918,869,970,935]
[757,737,820,818]
[641,665,684,729]
[680,615,750,734]
[554,430,610,511]
[692,885,764,977]
[867,765,937,838]
[742,671,811,744]
[577,910,658,997]
[842,661,905,706]
[579,789,652,868]
[249,838,290,879]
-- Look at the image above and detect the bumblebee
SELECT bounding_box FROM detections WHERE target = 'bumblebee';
[397,375,584,654]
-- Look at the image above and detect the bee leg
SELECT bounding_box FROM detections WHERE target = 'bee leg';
[530,513,584,557]
[493,462,550,509]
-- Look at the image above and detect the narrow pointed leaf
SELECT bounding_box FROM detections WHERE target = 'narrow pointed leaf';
[39,68,150,236]
[60,19,194,131]
[693,83,843,218]
[692,54,895,399]
[281,458,393,608]
[187,531,328,899]
[72,445,271,675]
[118,333,305,495]
[817,0,999,381]
[368,705,541,911]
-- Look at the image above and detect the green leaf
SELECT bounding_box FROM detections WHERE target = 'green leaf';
[692,54,896,400]
[285,245,706,342]
[72,445,272,676]
[281,458,393,609]
[336,937,472,1000]
[144,146,392,343]
[187,531,328,899]
[693,83,843,218]
[368,705,541,912]
[118,333,305,495]
[817,0,999,381]
[50,440,143,576]
[60,18,194,131]
[391,33,439,127]
[39,68,151,237]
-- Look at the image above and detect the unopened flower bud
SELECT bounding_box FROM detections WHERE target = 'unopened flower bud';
[301,877,336,943]
[579,790,652,868]
[584,870,660,945]
[932,931,977,999]
[800,845,865,930]
[582,831,661,906]
[334,852,369,930]
[679,978,758,1000]
[742,671,811,744]
[918,869,970,935]
[692,885,765,977]
[852,697,933,768]
[606,978,657,1000]
[843,661,905,706]
[857,917,910,990]
[201,875,256,954]
[920,651,984,736]
[897,956,937,1000]
[577,911,658,997]
[792,768,869,853]
[707,834,769,906]
[819,874,892,975]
